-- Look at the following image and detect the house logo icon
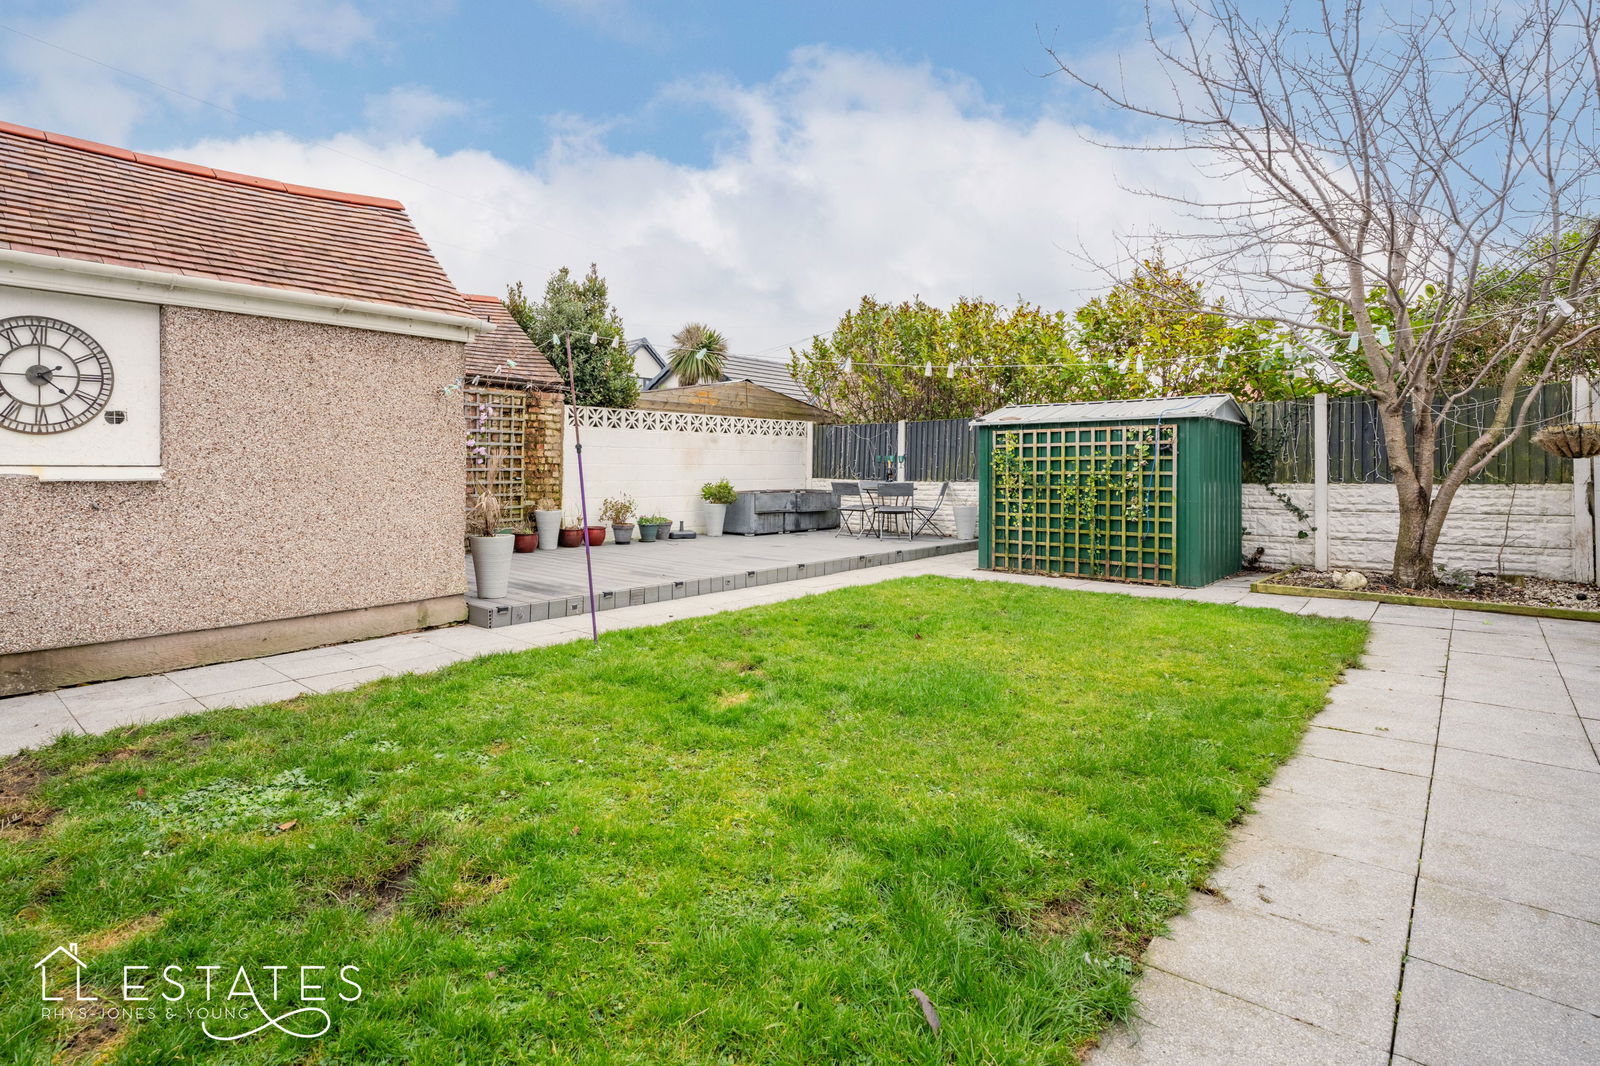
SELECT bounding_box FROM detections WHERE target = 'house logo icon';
[34,942,97,1002]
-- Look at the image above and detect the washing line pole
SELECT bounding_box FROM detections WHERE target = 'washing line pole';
[563,333,600,645]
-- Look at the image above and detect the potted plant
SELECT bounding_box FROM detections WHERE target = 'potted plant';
[600,494,637,544]
[466,488,514,598]
[701,478,736,537]
[530,496,562,551]
[637,514,671,542]
[557,515,585,548]
[586,521,608,546]
[513,526,539,552]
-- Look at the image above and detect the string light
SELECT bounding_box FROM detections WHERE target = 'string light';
[589,332,598,345]
[946,362,956,379]
[923,361,932,377]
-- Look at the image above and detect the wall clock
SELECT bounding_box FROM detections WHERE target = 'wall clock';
[0,315,114,434]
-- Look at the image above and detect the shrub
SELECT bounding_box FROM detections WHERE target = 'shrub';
[701,479,737,505]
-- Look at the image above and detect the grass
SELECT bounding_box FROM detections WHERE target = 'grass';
[0,576,1365,1065]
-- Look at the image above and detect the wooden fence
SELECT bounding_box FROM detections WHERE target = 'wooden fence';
[815,382,1577,486]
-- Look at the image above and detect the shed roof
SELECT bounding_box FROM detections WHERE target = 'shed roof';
[0,121,470,318]
[719,353,812,402]
[461,294,561,390]
[972,394,1246,427]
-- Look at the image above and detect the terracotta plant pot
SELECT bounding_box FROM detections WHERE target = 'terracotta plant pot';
[558,528,584,548]
[513,532,539,553]
[586,525,608,546]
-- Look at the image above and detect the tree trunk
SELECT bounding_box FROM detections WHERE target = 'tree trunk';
[1391,476,1436,587]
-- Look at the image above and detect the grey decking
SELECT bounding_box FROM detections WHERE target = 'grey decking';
[465,530,977,627]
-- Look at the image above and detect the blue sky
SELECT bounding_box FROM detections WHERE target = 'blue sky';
[0,0,1198,352]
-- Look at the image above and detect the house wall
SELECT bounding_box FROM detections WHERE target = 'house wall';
[562,407,811,531]
[1243,482,1585,580]
[1,306,467,674]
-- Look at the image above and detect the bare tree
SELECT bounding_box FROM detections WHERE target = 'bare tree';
[1052,0,1600,586]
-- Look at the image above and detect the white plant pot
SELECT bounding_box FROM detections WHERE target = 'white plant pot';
[952,504,978,540]
[703,501,728,537]
[469,534,514,598]
[533,509,561,551]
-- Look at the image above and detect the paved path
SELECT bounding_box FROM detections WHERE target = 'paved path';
[3,556,1596,1065]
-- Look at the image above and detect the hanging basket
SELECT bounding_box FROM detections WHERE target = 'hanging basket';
[1531,423,1600,459]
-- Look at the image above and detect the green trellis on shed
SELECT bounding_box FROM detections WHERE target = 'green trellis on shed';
[972,394,1246,588]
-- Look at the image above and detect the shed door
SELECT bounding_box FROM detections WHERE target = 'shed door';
[989,423,1178,583]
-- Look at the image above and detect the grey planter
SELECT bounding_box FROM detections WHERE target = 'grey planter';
[533,509,562,551]
[469,534,514,598]
[703,501,728,537]
[612,523,634,545]
[952,504,978,540]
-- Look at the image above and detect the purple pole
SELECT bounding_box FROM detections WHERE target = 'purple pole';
[564,334,600,645]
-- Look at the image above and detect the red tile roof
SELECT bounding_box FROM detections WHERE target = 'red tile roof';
[462,294,561,390]
[0,121,471,318]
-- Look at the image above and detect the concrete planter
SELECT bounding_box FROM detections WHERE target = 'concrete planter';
[533,509,561,551]
[468,534,514,598]
[952,504,978,540]
[703,501,728,537]
[612,523,634,545]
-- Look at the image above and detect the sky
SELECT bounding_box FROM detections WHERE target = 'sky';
[0,0,1213,357]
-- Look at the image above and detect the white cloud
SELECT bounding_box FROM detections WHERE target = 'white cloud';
[361,85,471,141]
[165,48,1210,355]
[0,0,371,144]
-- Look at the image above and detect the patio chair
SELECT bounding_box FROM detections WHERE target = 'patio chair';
[832,481,872,537]
[911,481,951,538]
[873,482,916,540]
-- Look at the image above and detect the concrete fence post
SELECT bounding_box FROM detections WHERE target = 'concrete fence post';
[896,420,908,481]
[804,420,815,486]
[1574,375,1597,584]
[1313,392,1330,571]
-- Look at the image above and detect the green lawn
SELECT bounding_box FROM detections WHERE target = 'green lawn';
[1,576,1365,1065]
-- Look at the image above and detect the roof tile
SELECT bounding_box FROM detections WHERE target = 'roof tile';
[0,125,468,317]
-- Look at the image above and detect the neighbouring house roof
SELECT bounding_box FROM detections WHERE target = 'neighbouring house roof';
[630,338,667,376]
[461,294,561,390]
[718,354,811,402]
[635,379,834,422]
[0,121,471,319]
[972,394,1248,427]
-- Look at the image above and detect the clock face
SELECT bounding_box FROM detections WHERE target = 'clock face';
[0,315,115,434]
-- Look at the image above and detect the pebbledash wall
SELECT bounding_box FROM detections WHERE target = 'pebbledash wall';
[562,407,813,532]
[0,306,470,693]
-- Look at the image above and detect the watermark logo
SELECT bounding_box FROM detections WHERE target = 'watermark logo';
[33,942,362,1043]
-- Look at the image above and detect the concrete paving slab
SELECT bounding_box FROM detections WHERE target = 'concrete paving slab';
[1425,775,1600,859]
[1145,902,1399,1045]
[1313,695,1440,745]
[1088,968,1386,1066]
[1334,669,1445,700]
[1453,611,1548,633]
[1204,835,1416,948]
[1421,825,1600,923]
[56,674,197,716]
[256,646,384,681]
[68,693,205,734]
[1410,878,1600,1014]
[0,690,83,756]
[1236,787,1424,874]
[1429,745,1600,807]
[1298,726,1437,777]
[1442,653,1572,710]
[1437,700,1595,770]
[1447,629,1553,661]
[166,659,294,699]
[299,665,396,694]
[1393,957,1600,1066]
[1299,599,1381,620]
[1233,592,1311,611]
[197,680,313,710]
[1371,603,1456,628]
[1269,750,1431,811]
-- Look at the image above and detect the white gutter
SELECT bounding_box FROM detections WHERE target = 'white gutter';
[0,248,493,342]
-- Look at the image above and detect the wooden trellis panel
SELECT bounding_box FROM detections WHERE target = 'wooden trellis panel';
[989,423,1178,584]
[465,386,527,517]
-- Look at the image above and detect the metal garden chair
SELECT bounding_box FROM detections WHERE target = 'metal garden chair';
[832,481,872,537]
[911,481,951,538]
[873,482,917,540]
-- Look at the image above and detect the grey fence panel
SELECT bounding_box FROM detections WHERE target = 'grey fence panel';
[812,422,898,480]
[1246,383,1572,485]
[906,418,977,481]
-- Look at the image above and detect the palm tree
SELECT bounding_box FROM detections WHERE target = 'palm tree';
[668,323,729,386]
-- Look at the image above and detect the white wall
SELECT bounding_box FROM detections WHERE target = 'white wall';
[1244,482,1587,580]
[563,406,810,532]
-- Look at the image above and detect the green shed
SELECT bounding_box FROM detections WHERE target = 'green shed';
[973,394,1245,588]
